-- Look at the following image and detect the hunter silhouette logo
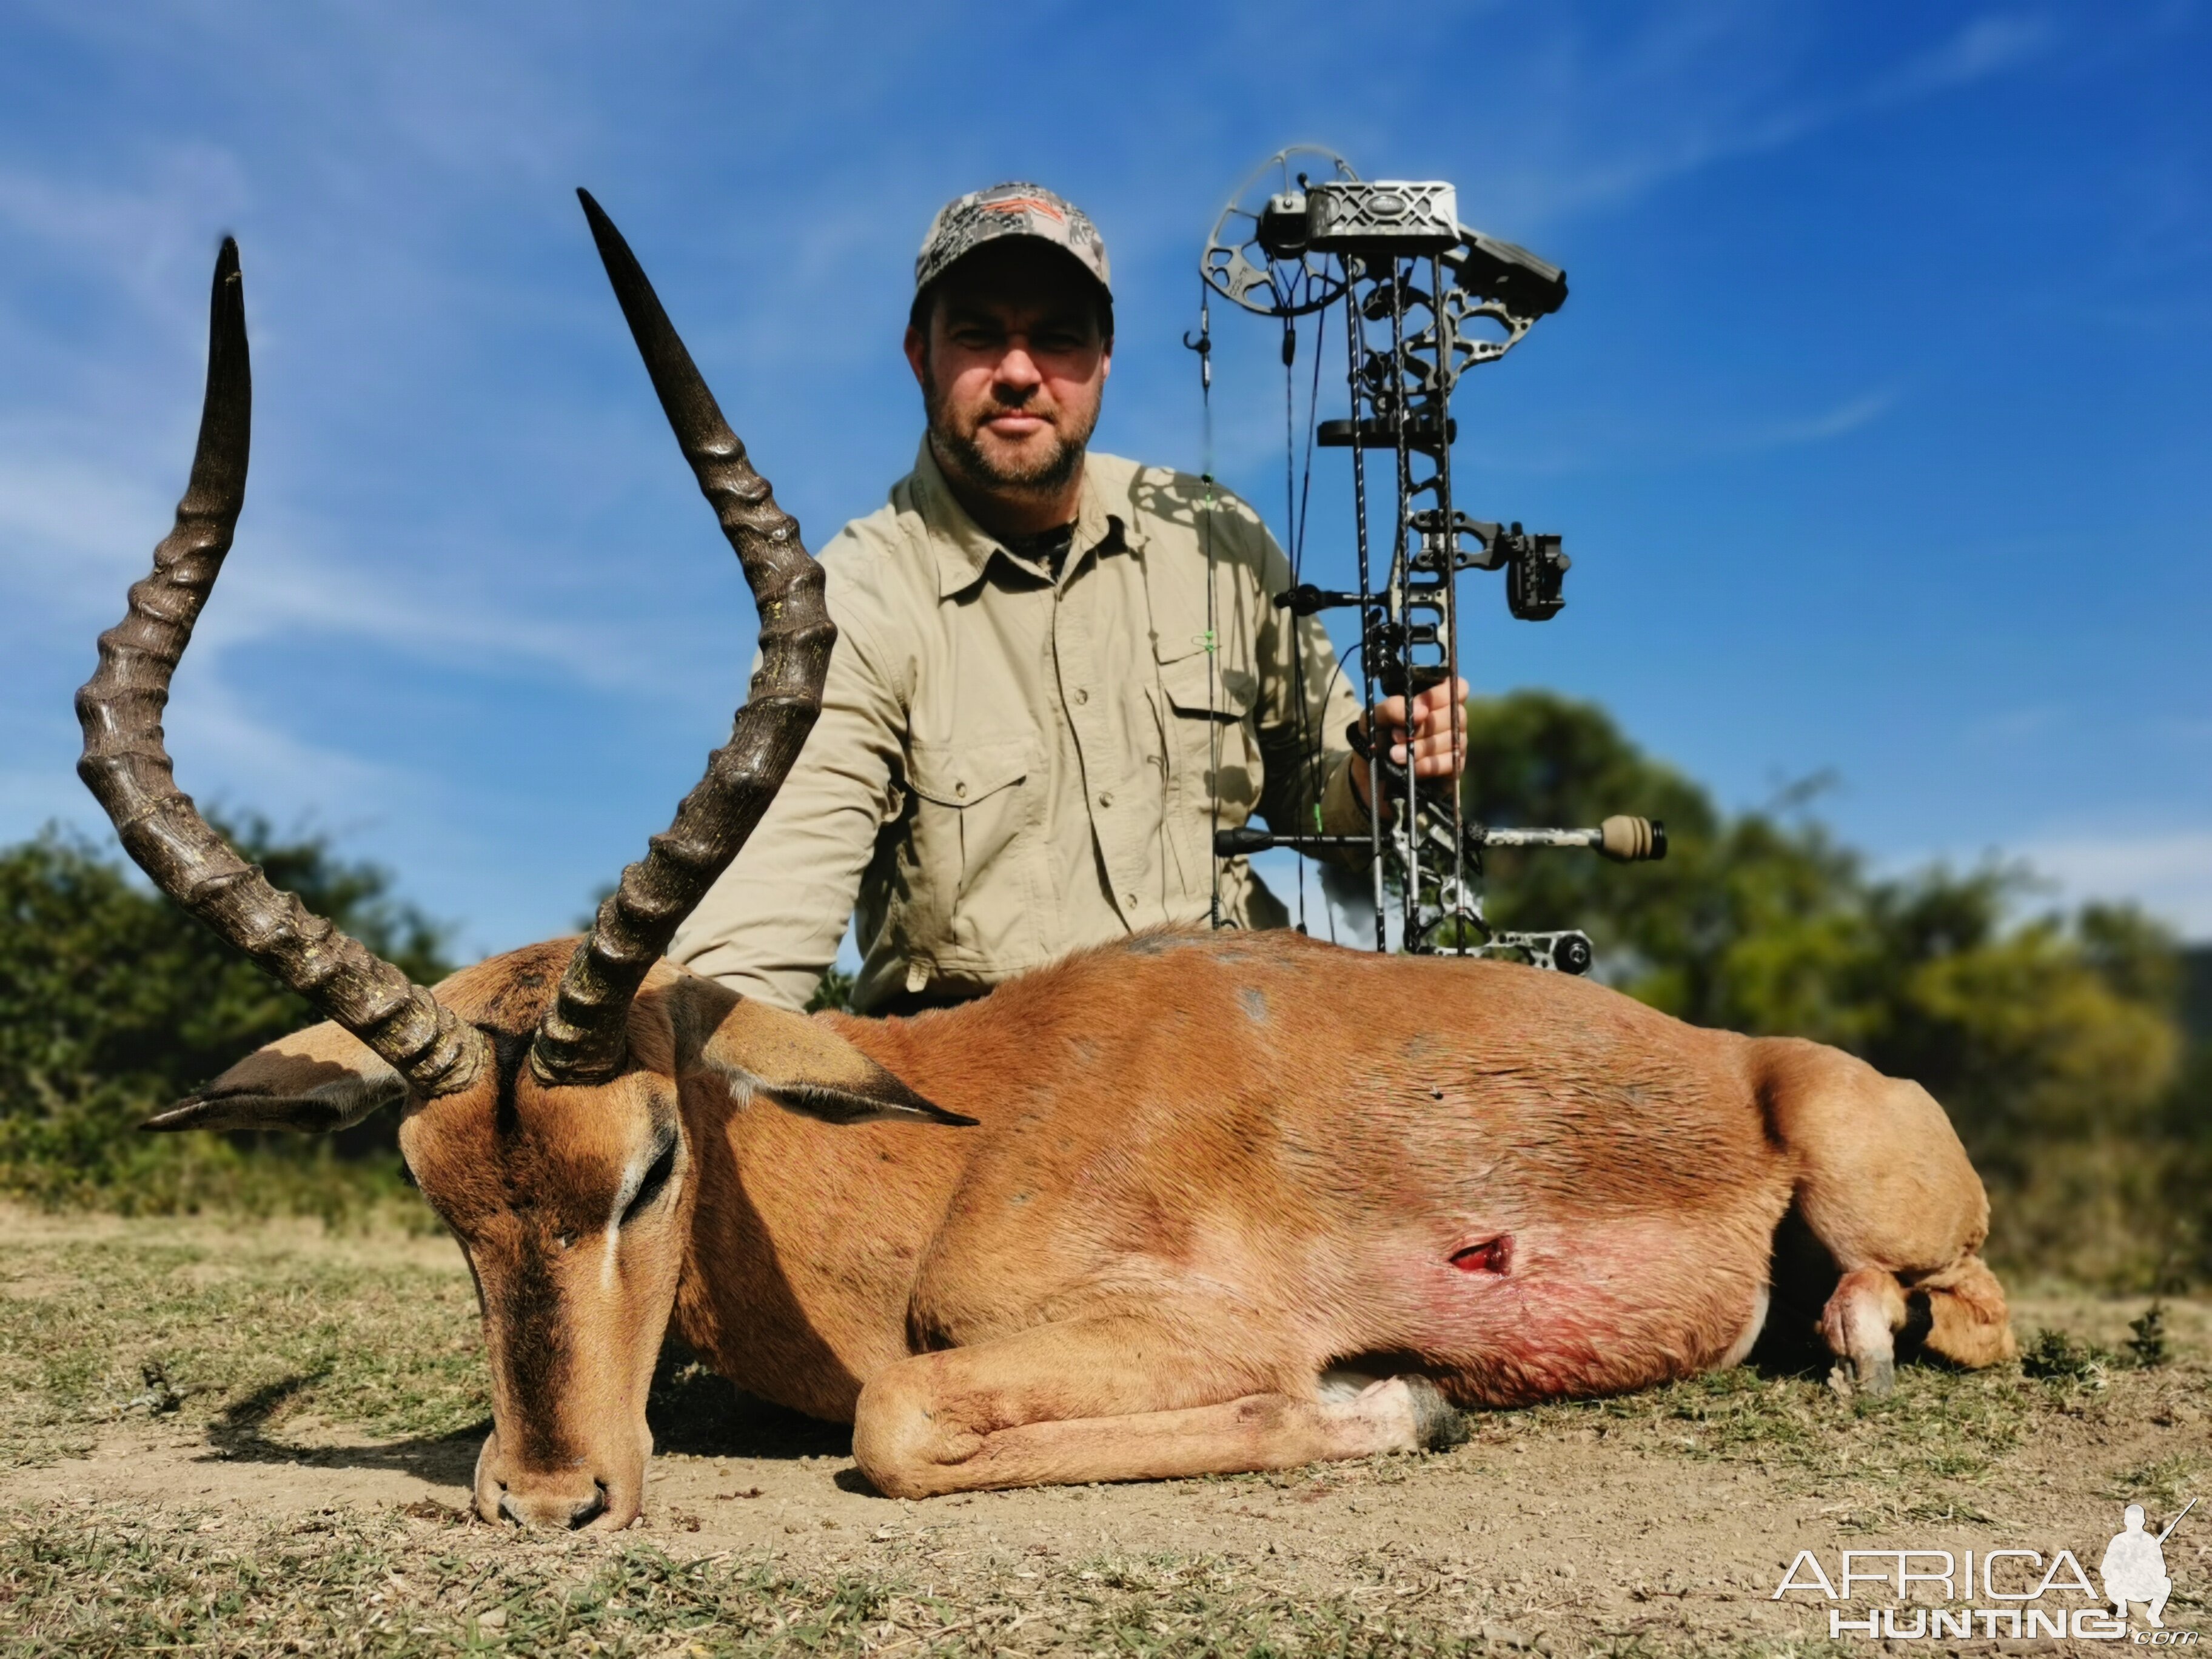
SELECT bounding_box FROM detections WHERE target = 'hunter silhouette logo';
[2104,1500,2195,1630]
[1774,1499,2199,1641]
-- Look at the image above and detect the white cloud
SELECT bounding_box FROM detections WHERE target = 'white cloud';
[164,662,406,808]
[0,429,738,705]
[1438,383,1902,478]
[0,448,174,589]
[2017,830,2212,939]
[1752,387,1893,444]
[0,144,253,330]
[1872,12,2062,103]
[1737,389,1900,451]
[187,537,679,697]
[1462,8,2067,234]
[0,763,98,836]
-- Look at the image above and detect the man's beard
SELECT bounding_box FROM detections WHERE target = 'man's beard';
[925,382,1096,500]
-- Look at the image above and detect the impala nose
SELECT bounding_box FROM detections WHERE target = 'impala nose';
[475,1430,643,1530]
[497,1481,608,1530]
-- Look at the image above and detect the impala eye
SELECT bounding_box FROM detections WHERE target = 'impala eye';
[622,1141,676,1225]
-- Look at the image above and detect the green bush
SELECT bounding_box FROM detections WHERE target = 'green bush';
[0,819,451,1219]
[1464,691,2204,1287]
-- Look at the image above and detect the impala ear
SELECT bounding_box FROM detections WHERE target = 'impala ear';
[668,976,974,1127]
[146,1021,409,1134]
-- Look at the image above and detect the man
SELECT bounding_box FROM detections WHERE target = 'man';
[671,183,1467,1013]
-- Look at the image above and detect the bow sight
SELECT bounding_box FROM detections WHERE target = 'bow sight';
[1195,147,1662,972]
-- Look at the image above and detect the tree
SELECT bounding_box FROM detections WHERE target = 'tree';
[1464,691,2195,1284]
[806,964,858,1014]
[0,819,452,1210]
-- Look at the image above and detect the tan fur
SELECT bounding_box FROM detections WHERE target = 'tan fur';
[203,927,2012,1526]
[1911,1255,2020,1369]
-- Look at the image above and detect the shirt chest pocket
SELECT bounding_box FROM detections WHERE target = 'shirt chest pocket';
[902,734,1044,963]
[1153,646,1261,815]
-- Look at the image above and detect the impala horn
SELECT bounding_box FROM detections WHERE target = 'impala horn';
[529,191,836,1085]
[75,239,488,1098]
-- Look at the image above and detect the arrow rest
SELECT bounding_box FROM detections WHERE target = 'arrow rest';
[1194,148,1656,972]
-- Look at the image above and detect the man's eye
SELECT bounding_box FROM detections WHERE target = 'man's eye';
[621,1142,677,1225]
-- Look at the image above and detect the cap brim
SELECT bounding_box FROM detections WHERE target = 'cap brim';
[918,235,1111,300]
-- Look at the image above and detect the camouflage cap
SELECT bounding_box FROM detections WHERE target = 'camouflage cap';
[915,183,1111,298]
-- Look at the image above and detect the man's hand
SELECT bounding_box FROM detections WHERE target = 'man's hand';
[1349,677,1470,811]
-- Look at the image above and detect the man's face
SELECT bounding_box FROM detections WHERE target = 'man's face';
[905,243,1110,506]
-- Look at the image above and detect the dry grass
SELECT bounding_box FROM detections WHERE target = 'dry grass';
[0,1208,2204,1657]
[0,1227,486,1469]
[0,1503,1563,1658]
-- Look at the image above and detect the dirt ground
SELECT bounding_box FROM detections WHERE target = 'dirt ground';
[0,1206,2205,1655]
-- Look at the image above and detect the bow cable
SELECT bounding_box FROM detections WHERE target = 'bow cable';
[1187,279,1223,929]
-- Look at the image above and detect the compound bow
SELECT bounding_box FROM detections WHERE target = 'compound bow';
[1193,146,1663,973]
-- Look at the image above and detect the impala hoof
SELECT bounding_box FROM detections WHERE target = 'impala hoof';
[1405,1377,1470,1450]
[1826,1355,1897,1401]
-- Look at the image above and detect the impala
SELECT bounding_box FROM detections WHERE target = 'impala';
[76,193,2015,1530]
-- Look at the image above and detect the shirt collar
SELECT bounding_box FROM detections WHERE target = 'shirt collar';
[912,437,1131,600]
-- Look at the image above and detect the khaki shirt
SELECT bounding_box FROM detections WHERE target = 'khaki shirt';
[668,443,1369,1011]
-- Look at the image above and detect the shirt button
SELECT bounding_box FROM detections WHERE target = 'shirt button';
[1074,688,1090,705]
[1125,893,1139,907]
[1098,793,1113,809]
[953,782,967,799]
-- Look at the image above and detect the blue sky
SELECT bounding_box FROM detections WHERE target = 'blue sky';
[2,1,2207,958]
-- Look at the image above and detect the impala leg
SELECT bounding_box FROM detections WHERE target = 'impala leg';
[1756,1039,2017,1389]
[1908,1253,2017,1369]
[1819,1267,1908,1395]
[851,1316,1462,1498]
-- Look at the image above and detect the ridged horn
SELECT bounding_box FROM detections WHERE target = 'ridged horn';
[75,240,488,1099]
[529,190,836,1085]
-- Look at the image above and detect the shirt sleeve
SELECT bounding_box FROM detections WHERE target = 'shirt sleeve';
[1245,518,1371,860]
[665,551,906,1010]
